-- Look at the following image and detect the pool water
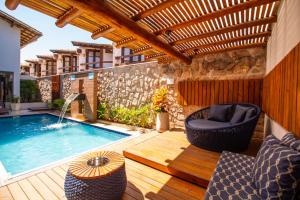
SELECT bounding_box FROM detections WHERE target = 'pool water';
[0,114,128,175]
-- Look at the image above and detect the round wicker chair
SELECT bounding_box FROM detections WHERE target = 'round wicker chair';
[185,103,261,152]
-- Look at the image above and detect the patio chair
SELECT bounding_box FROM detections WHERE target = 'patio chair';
[185,103,261,152]
[0,102,9,115]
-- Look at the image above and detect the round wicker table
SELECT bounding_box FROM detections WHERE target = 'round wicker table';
[64,151,127,200]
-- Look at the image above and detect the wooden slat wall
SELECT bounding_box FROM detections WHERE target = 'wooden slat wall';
[262,42,300,137]
[178,78,263,107]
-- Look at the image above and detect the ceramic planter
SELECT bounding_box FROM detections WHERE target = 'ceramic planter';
[156,112,169,133]
[11,103,20,111]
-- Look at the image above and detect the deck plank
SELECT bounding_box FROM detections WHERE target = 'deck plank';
[124,131,220,187]
[18,179,44,200]
[37,173,66,199]
[27,176,59,200]
[0,186,14,200]
[7,182,29,200]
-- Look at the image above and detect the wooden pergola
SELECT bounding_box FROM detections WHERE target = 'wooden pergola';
[6,0,281,64]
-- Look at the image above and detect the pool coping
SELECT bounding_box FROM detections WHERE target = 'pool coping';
[0,112,144,186]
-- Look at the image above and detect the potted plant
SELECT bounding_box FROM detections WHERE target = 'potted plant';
[152,87,169,132]
[10,96,21,111]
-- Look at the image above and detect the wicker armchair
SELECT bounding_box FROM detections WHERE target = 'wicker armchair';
[185,103,261,152]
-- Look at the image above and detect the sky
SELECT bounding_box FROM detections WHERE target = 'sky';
[0,0,112,63]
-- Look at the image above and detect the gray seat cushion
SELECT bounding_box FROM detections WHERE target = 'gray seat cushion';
[207,104,232,122]
[230,105,249,123]
[188,119,231,129]
[205,151,260,200]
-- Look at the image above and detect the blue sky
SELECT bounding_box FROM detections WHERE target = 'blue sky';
[0,1,112,62]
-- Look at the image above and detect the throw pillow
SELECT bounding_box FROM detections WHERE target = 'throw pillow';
[253,135,300,199]
[230,105,248,123]
[207,104,232,122]
[244,108,256,121]
[281,133,300,152]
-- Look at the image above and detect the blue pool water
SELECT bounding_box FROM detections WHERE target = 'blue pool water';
[0,114,128,175]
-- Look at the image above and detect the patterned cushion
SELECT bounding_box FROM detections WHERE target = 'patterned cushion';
[281,133,300,151]
[205,151,260,200]
[253,134,300,199]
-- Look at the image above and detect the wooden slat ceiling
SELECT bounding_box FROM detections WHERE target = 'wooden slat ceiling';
[14,0,281,63]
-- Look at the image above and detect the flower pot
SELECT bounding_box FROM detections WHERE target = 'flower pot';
[156,112,169,133]
[11,103,21,111]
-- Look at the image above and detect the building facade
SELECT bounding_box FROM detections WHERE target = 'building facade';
[0,10,42,102]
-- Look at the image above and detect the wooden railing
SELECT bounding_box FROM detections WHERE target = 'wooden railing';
[262,42,300,137]
[177,78,263,107]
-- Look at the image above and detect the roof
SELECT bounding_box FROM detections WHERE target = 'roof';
[50,49,77,54]
[71,41,113,50]
[13,0,281,63]
[37,55,55,60]
[0,10,42,48]
[25,59,39,64]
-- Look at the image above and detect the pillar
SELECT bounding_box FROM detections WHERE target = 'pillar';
[78,48,86,72]
[41,60,47,77]
[56,54,64,74]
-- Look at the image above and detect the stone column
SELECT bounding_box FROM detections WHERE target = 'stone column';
[29,63,35,77]
[41,60,47,77]
[112,44,122,67]
[78,48,86,72]
[56,54,64,74]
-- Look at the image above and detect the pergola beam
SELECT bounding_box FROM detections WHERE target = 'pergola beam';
[132,45,152,54]
[145,53,165,60]
[171,17,277,46]
[63,0,191,64]
[115,37,136,48]
[182,32,271,53]
[155,0,279,35]
[194,42,267,57]
[5,0,20,10]
[55,7,82,28]
[131,0,182,21]
[91,26,115,40]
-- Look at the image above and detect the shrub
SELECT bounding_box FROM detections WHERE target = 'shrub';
[20,80,40,103]
[97,102,154,128]
[97,102,109,119]
[152,87,168,113]
[10,96,20,103]
[51,98,65,111]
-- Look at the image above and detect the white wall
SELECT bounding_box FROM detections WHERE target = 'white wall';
[265,0,300,139]
[0,19,21,97]
[103,50,113,68]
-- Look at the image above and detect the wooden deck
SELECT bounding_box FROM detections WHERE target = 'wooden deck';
[123,131,220,187]
[0,131,206,200]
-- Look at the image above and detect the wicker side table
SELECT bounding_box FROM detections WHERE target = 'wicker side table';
[64,151,127,200]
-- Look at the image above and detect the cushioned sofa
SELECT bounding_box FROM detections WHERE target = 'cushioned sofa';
[205,133,300,200]
[185,103,261,152]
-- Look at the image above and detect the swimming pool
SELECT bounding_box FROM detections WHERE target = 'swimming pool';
[0,114,129,176]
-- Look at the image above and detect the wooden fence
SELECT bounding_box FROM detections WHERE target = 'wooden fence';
[262,42,300,137]
[177,78,263,107]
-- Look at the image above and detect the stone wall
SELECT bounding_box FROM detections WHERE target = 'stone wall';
[37,77,52,102]
[62,75,71,99]
[98,47,266,127]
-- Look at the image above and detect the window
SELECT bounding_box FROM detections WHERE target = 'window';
[86,49,101,69]
[63,56,77,72]
[0,71,13,102]
[46,61,57,75]
[121,48,144,64]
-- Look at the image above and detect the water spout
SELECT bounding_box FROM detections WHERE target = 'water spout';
[57,93,80,124]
